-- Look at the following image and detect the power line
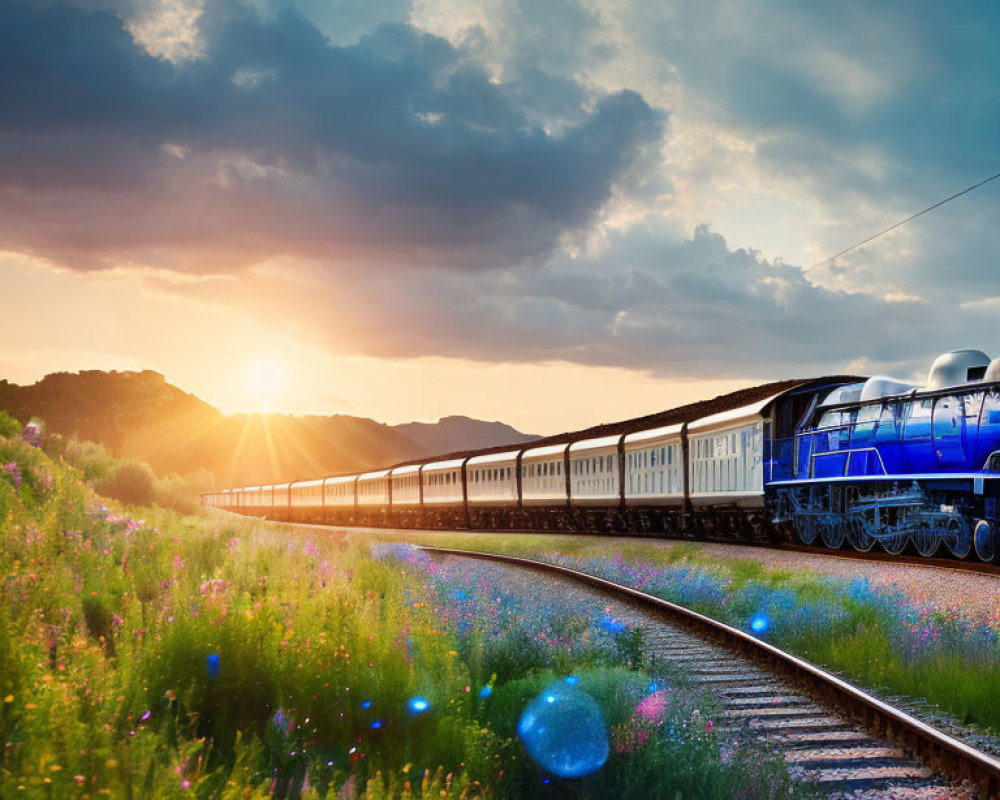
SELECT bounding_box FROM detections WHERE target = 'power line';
[805,170,1000,274]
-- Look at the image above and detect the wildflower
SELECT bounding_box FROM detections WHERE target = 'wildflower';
[23,422,40,447]
[3,462,21,488]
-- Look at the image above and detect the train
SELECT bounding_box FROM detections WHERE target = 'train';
[202,349,1000,562]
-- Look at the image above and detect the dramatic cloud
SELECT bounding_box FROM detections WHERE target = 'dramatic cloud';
[0,0,662,271]
[175,222,937,381]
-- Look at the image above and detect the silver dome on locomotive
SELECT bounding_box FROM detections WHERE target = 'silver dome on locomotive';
[925,349,991,389]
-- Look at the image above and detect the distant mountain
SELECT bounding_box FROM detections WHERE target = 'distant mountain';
[393,415,536,456]
[0,371,539,486]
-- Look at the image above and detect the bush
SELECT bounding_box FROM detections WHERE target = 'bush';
[156,468,215,515]
[63,438,116,483]
[98,461,157,506]
[0,410,20,439]
[41,432,65,460]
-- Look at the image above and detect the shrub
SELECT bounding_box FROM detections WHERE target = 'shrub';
[98,460,157,506]
[156,468,215,515]
[63,438,116,483]
[0,409,20,438]
[41,432,65,460]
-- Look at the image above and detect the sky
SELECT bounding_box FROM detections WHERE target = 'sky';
[2,0,1000,434]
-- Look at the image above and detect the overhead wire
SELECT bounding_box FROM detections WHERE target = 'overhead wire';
[804,170,1000,274]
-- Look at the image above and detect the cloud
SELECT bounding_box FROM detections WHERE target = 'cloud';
[0,0,663,272]
[5,0,1000,392]
[173,221,962,382]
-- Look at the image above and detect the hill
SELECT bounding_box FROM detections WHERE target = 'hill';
[0,371,538,486]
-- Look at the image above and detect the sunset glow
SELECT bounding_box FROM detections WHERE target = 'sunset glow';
[245,358,285,411]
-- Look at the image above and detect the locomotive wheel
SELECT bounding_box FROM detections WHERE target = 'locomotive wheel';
[795,515,817,545]
[819,520,845,549]
[945,518,972,559]
[881,530,907,555]
[911,526,940,558]
[846,519,875,552]
[974,519,998,563]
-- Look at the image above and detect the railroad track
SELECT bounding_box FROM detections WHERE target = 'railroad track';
[421,545,1000,799]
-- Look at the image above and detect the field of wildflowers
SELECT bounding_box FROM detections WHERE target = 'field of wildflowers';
[396,531,1000,734]
[0,415,810,799]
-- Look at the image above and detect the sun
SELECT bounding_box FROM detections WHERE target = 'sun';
[246,358,285,411]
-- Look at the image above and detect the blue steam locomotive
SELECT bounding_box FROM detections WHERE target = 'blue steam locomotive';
[768,349,1000,560]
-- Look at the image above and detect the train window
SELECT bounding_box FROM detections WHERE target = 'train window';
[874,403,899,443]
[903,398,933,441]
[851,403,880,447]
[964,391,985,424]
[818,410,843,429]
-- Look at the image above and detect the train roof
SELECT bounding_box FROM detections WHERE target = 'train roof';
[386,376,861,469]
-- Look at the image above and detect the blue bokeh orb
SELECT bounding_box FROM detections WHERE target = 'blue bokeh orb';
[517,682,609,778]
[408,696,430,714]
[750,614,769,634]
[599,613,626,634]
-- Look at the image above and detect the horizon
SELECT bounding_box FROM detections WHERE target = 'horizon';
[3,1,1000,435]
[6,365,830,441]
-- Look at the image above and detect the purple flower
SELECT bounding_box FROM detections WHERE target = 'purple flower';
[22,423,40,447]
[3,462,21,488]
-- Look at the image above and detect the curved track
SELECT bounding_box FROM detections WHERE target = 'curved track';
[420,545,1000,798]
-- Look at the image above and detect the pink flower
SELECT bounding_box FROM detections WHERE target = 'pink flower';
[635,690,670,724]
[3,462,21,488]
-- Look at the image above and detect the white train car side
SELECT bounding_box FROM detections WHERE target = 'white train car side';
[567,435,621,508]
[686,396,773,509]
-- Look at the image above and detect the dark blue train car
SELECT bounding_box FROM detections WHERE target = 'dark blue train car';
[767,349,1000,561]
